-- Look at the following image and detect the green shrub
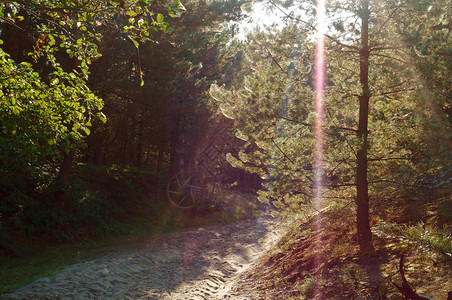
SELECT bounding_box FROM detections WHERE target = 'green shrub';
[373,221,452,264]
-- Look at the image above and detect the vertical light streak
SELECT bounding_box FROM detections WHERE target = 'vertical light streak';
[313,0,326,292]
[314,0,326,213]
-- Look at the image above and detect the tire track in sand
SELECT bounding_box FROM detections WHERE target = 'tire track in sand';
[5,215,280,299]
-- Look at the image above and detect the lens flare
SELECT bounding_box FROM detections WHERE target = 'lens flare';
[314,0,326,204]
[313,0,326,290]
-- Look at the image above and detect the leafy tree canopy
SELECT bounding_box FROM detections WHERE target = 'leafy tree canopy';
[0,0,185,173]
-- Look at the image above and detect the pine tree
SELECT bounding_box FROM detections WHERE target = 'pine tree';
[211,0,451,254]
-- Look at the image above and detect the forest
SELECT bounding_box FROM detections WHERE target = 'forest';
[0,0,451,298]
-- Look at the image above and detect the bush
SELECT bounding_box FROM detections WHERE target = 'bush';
[0,163,159,253]
[373,221,452,264]
[0,179,126,247]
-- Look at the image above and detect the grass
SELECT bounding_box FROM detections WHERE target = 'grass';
[1,242,110,293]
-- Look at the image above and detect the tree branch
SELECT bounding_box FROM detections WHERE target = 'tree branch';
[393,255,434,300]
[281,116,357,133]
[280,116,312,127]
[267,0,359,51]
[373,0,410,38]
[368,180,452,190]
[263,44,287,74]
[370,53,409,65]
[271,137,296,165]
[373,87,417,97]
[368,157,411,162]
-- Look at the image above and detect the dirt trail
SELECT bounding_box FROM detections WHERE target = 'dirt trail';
[5,215,281,299]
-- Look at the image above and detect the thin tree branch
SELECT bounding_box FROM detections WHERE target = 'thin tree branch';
[368,157,411,162]
[373,0,410,38]
[271,137,296,165]
[373,87,417,97]
[371,53,409,65]
[280,116,312,127]
[321,182,356,188]
[370,46,410,52]
[368,180,452,190]
[267,0,359,51]
[263,44,286,74]
[281,116,357,135]
[373,78,412,93]
[0,16,27,31]
[328,125,358,134]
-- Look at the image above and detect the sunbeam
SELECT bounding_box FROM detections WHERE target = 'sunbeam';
[313,0,326,295]
[314,0,326,204]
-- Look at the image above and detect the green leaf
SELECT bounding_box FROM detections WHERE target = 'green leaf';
[140,78,144,86]
[48,34,55,46]
[98,112,107,123]
[157,13,164,23]
[126,11,137,17]
[130,37,139,48]
[50,78,59,86]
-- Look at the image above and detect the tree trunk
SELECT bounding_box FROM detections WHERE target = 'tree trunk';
[136,114,144,168]
[356,0,373,253]
[54,147,76,210]
[121,117,129,164]
[155,131,165,202]
[145,143,151,169]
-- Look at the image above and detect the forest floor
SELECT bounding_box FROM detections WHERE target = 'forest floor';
[2,164,450,300]
[3,206,451,300]
[3,213,284,299]
[227,205,452,299]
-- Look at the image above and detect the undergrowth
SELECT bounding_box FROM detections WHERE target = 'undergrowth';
[232,193,452,299]
[0,164,157,251]
[373,221,452,264]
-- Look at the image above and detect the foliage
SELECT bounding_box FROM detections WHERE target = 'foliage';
[210,0,452,243]
[82,0,247,174]
[0,0,188,245]
[398,0,452,119]
[0,163,155,251]
[0,0,185,174]
[210,24,316,214]
[0,45,102,172]
[374,221,452,264]
[0,0,252,261]
[0,0,450,295]
[2,181,123,243]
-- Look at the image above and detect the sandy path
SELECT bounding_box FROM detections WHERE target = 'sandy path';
[5,215,280,300]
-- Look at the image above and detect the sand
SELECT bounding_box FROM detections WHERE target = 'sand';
[5,215,281,299]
